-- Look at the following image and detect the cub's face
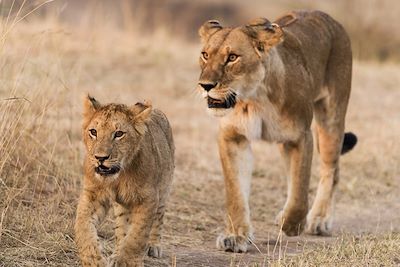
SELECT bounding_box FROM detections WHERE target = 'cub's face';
[82,96,151,181]
[197,19,283,117]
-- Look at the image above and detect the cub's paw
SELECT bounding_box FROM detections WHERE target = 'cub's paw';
[305,212,332,236]
[109,255,143,267]
[216,233,252,253]
[109,256,126,267]
[275,209,306,236]
[147,244,162,258]
[82,257,107,267]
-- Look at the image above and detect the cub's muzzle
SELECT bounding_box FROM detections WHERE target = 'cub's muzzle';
[95,165,120,176]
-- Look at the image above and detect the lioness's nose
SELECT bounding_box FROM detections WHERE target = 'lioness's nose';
[95,154,110,162]
[199,82,217,92]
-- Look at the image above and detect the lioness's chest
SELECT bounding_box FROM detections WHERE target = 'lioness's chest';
[221,103,299,143]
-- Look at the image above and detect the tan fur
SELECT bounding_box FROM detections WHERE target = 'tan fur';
[197,10,352,252]
[75,96,174,267]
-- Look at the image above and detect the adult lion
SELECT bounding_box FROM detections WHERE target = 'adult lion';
[197,10,357,252]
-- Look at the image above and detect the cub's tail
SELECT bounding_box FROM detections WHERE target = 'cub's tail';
[341,132,357,155]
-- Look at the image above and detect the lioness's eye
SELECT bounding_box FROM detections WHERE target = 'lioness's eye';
[114,131,125,138]
[201,52,209,60]
[228,54,238,62]
[89,129,97,137]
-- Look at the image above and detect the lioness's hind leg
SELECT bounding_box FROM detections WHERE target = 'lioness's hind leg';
[307,86,349,235]
[306,123,342,236]
[307,34,352,235]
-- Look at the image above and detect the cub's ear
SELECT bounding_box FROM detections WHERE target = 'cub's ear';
[244,18,283,54]
[199,20,223,43]
[83,94,101,118]
[83,94,101,128]
[131,100,153,135]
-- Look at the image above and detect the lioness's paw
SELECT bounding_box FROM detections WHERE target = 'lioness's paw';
[305,212,332,236]
[147,245,162,258]
[275,209,306,236]
[216,234,251,253]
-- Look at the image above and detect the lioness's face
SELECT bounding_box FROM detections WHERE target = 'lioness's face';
[197,19,283,117]
[83,97,152,181]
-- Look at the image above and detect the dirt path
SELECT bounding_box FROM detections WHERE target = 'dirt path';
[1,20,399,266]
[140,134,400,266]
[142,180,400,266]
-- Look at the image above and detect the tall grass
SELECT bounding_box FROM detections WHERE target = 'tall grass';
[0,1,399,266]
[0,3,81,265]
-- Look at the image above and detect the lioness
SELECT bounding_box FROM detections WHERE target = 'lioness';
[75,96,174,266]
[197,10,357,252]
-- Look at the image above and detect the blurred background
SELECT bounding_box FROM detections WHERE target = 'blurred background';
[0,1,399,266]
[2,0,400,61]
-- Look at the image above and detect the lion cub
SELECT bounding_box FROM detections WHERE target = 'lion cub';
[75,95,174,267]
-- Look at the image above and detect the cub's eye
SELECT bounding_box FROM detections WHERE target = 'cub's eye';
[114,131,125,139]
[228,54,239,62]
[201,52,209,61]
[89,129,97,137]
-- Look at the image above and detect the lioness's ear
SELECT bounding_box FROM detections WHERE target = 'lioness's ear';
[131,100,152,135]
[199,20,223,43]
[244,18,283,53]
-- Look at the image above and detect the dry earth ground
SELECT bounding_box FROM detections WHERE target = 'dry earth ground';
[0,21,399,266]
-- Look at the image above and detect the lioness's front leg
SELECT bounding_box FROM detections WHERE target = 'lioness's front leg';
[217,127,253,253]
[75,188,109,267]
[112,198,157,267]
[276,130,313,236]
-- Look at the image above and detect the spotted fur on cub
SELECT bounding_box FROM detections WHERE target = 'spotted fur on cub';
[75,95,174,267]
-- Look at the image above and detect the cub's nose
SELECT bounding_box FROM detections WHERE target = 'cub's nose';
[199,82,217,92]
[95,154,110,162]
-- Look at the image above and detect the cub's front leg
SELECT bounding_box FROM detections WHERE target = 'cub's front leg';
[216,127,253,253]
[111,197,157,267]
[113,203,130,254]
[75,188,109,267]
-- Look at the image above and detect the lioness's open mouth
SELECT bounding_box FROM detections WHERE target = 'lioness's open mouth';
[95,165,120,176]
[207,93,237,109]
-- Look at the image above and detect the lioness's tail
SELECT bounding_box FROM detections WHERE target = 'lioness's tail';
[341,132,357,155]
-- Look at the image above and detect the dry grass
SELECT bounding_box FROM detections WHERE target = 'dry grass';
[0,2,399,267]
[274,233,400,266]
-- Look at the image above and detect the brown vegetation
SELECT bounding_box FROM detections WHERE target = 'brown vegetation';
[0,1,399,266]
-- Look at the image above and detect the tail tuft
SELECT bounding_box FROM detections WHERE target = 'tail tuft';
[341,132,357,155]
